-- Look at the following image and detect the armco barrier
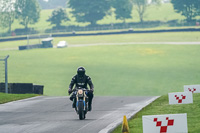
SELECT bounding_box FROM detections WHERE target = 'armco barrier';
[10,83,33,94]
[33,85,44,94]
[0,28,200,43]
[18,38,53,50]
[0,83,43,94]
[18,44,42,50]
[0,36,27,42]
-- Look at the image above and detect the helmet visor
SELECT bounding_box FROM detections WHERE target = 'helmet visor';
[77,70,85,76]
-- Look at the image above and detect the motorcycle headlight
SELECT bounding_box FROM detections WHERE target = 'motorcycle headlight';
[78,90,83,95]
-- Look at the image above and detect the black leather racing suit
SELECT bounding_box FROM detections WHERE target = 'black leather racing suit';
[69,74,94,106]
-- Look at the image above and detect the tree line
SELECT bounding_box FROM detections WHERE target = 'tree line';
[0,0,200,33]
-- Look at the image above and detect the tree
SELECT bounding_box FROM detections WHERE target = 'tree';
[47,8,69,28]
[0,0,15,32]
[171,0,200,22]
[132,0,146,23]
[131,0,160,23]
[15,0,41,29]
[111,0,133,22]
[68,0,111,25]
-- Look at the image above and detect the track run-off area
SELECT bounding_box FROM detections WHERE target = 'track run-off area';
[0,96,158,133]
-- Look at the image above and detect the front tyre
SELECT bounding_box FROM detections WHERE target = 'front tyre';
[78,101,85,120]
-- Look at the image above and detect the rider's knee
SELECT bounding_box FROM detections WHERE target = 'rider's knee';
[70,93,76,101]
[87,91,94,99]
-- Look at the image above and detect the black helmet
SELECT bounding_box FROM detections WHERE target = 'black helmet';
[77,67,86,76]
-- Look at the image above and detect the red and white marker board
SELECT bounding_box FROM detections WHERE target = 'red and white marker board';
[184,85,200,93]
[142,113,188,133]
[168,92,193,105]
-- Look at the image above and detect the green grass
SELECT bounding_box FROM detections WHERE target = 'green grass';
[112,93,200,133]
[0,33,200,96]
[0,93,39,104]
[0,32,200,49]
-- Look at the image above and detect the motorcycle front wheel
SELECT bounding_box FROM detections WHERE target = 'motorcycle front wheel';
[78,102,85,120]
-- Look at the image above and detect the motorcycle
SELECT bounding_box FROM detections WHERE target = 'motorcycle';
[72,87,88,120]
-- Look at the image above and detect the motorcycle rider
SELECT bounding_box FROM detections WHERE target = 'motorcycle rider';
[68,67,94,111]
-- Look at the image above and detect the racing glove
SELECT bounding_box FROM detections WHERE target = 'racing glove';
[90,88,94,93]
[68,88,72,95]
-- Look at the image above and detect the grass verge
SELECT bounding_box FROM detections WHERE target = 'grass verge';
[112,93,200,133]
[0,93,39,104]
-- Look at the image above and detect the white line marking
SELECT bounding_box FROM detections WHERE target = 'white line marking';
[98,96,160,133]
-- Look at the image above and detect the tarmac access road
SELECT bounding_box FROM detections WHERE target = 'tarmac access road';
[0,42,200,51]
[0,96,158,133]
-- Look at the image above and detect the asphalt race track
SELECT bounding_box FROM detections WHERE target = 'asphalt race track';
[0,96,158,133]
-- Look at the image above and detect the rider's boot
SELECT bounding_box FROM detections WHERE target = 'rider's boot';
[87,91,93,111]
[72,98,76,108]
[88,102,92,111]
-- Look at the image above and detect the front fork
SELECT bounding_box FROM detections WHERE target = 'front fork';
[75,93,88,112]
